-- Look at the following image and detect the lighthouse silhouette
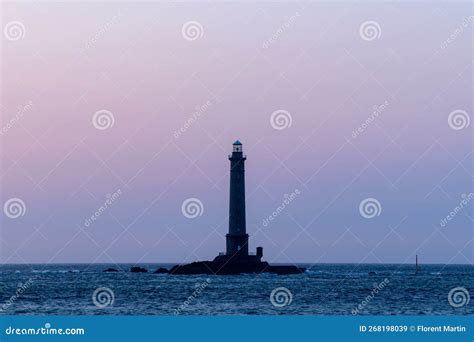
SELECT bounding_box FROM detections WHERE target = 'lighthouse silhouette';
[168,141,305,275]
[226,140,250,257]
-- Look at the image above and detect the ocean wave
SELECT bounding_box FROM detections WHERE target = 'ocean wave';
[305,270,333,275]
[32,270,80,274]
[347,272,369,276]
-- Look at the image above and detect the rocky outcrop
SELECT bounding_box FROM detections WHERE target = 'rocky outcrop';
[169,256,305,275]
[154,267,169,274]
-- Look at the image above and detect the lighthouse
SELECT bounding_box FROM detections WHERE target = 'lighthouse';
[168,140,306,274]
[226,140,249,257]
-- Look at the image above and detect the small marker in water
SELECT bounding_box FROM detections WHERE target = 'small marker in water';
[415,255,419,274]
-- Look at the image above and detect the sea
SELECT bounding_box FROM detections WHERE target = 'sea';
[0,263,472,315]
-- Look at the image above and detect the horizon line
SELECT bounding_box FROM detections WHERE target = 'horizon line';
[1,261,472,266]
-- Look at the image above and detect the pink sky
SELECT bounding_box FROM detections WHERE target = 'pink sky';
[1,1,472,264]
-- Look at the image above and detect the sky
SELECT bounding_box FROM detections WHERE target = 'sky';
[0,1,472,265]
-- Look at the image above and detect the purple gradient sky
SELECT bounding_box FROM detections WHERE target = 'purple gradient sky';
[1,1,472,264]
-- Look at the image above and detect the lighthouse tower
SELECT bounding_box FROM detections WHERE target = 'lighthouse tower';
[226,140,249,257]
[169,140,306,274]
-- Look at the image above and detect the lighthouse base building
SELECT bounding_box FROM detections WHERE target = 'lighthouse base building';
[169,141,305,275]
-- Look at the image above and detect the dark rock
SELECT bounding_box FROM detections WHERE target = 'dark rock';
[154,267,169,274]
[130,266,148,273]
[103,268,119,272]
[368,271,377,276]
[169,255,305,275]
[266,265,306,275]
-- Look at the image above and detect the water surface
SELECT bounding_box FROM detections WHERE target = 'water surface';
[0,263,471,315]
